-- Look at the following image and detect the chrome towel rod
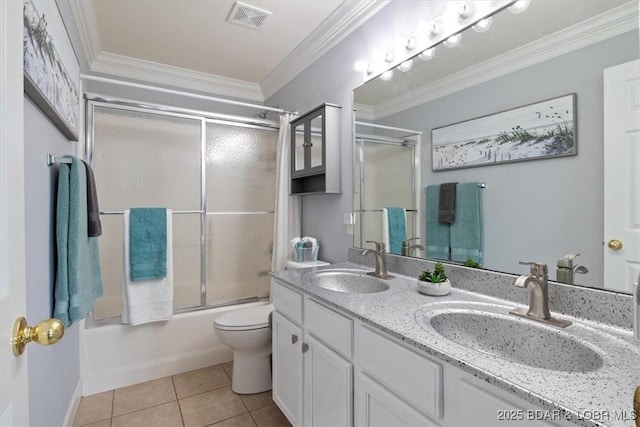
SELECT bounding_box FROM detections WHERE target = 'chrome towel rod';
[100,210,204,215]
[47,154,72,165]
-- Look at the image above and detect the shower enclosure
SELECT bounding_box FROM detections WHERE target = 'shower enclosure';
[353,122,421,254]
[86,96,278,323]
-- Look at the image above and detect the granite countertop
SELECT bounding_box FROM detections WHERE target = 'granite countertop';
[271,262,640,427]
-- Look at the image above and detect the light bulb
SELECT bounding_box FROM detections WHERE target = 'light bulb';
[426,22,438,37]
[508,0,530,14]
[380,70,393,81]
[457,2,473,19]
[472,17,493,33]
[443,33,462,48]
[405,38,416,51]
[366,63,375,75]
[418,47,435,61]
[353,60,367,73]
[385,51,395,63]
[397,59,413,72]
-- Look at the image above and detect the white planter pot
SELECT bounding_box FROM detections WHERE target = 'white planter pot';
[417,279,451,296]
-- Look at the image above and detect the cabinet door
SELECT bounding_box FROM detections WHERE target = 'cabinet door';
[445,368,563,427]
[357,374,440,427]
[304,335,353,427]
[308,113,325,171]
[272,312,303,426]
[292,123,306,176]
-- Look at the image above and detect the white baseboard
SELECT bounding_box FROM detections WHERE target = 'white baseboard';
[62,378,82,427]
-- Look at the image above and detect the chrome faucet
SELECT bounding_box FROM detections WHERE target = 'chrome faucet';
[401,238,424,257]
[510,261,572,328]
[361,240,394,279]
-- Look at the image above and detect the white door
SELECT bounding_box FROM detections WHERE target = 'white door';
[0,1,29,426]
[604,59,640,293]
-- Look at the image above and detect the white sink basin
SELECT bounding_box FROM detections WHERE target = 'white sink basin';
[415,302,604,372]
[302,268,390,294]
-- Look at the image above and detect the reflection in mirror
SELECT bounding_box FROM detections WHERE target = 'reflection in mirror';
[353,1,639,293]
[354,123,420,255]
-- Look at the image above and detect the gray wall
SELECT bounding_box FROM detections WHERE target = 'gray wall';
[24,96,80,426]
[377,31,638,287]
[265,1,441,263]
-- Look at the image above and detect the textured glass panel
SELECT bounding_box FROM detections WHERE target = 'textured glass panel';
[294,125,305,172]
[363,142,413,210]
[94,215,124,320]
[172,214,201,309]
[93,106,201,211]
[93,213,201,320]
[310,115,323,168]
[361,211,383,246]
[206,214,273,304]
[206,122,277,212]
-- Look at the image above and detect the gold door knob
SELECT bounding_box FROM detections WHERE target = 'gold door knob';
[12,317,64,356]
[607,239,623,250]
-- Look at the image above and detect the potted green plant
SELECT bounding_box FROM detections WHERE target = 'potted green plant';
[417,262,451,296]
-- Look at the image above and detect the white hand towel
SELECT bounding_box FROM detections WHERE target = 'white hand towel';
[122,209,173,326]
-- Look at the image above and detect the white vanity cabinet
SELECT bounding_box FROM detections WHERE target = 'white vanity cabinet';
[273,279,574,427]
[272,280,353,427]
[357,325,571,427]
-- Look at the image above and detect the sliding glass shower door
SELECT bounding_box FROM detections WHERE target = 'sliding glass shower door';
[89,101,277,322]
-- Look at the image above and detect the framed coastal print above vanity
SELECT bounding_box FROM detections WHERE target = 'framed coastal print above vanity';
[432,94,577,171]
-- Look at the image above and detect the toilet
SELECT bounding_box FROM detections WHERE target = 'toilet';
[214,303,274,394]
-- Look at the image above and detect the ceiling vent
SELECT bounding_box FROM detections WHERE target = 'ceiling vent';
[227,1,272,30]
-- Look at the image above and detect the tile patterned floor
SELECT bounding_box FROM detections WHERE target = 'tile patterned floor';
[73,362,291,427]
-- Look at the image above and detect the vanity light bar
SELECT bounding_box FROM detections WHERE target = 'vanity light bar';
[360,0,521,83]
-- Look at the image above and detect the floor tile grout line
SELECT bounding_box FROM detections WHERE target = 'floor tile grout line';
[171,375,187,427]
[111,398,180,420]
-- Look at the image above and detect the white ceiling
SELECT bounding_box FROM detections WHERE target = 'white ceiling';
[70,0,387,101]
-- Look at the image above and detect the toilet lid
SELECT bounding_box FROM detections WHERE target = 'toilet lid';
[214,303,273,330]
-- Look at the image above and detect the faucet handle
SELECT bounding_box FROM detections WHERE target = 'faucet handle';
[402,237,419,246]
[366,240,384,252]
[519,261,548,277]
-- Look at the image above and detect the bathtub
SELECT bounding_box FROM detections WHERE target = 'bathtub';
[80,302,267,395]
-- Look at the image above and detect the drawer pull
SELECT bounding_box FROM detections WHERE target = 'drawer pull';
[291,334,298,344]
[302,343,309,353]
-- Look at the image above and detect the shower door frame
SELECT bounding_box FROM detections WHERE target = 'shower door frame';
[85,95,279,326]
[354,133,421,251]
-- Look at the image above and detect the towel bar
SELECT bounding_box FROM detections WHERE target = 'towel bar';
[100,210,204,215]
[47,154,73,165]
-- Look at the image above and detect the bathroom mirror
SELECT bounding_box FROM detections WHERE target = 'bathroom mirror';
[353,0,639,293]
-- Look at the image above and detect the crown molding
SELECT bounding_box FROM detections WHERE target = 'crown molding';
[260,0,391,100]
[68,0,101,65]
[89,52,264,101]
[373,1,639,120]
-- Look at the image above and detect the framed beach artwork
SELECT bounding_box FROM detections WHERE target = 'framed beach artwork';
[432,94,577,171]
[23,0,80,141]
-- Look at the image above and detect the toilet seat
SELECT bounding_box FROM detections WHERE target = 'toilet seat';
[214,303,273,331]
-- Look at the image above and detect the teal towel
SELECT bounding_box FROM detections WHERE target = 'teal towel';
[385,207,406,255]
[425,185,450,260]
[53,157,104,326]
[129,208,167,281]
[450,182,484,264]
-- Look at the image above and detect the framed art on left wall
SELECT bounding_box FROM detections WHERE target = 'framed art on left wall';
[23,0,80,141]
